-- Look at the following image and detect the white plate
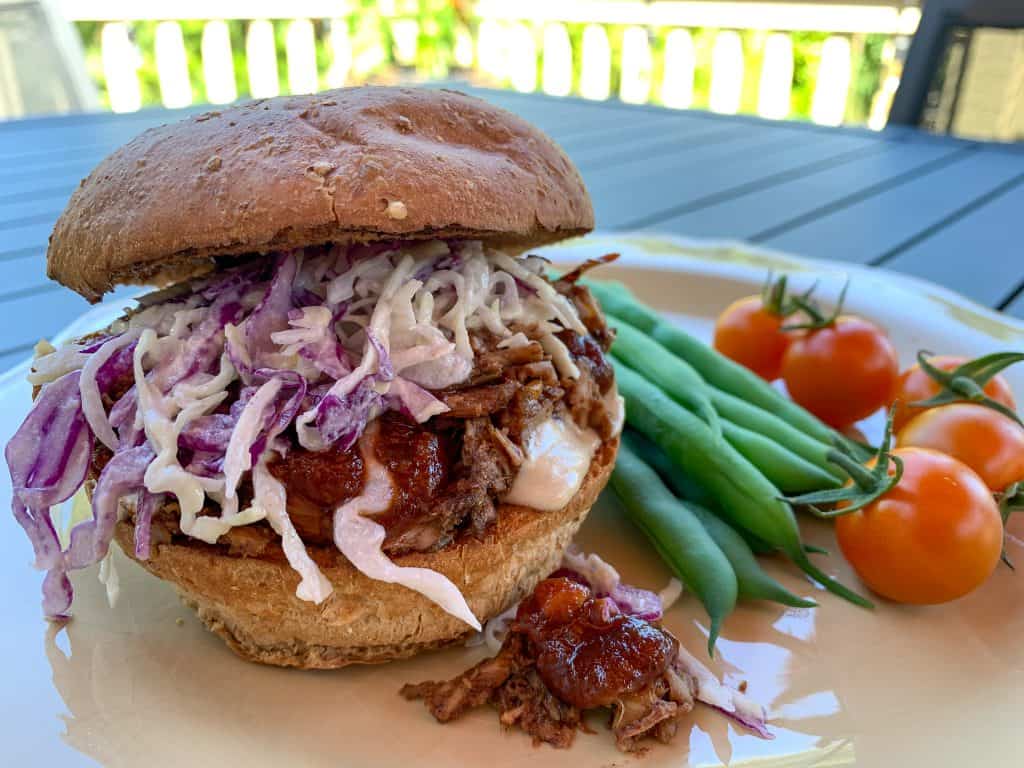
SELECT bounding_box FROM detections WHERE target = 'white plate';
[2,235,1022,768]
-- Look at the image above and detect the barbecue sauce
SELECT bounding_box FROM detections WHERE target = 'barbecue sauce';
[267,413,452,544]
[512,578,678,710]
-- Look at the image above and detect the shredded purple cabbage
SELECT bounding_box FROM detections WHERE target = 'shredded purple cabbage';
[607,582,664,621]
[314,380,384,451]
[7,239,559,618]
[66,446,153,569]
[550,566,664,622]
[133,489,163,559]
[708,703,773,739]
[6,371,94,617]
[243,252,298,375]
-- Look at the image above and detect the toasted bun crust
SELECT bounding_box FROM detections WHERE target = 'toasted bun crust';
[47,86,593,302]
[112,436,617,669]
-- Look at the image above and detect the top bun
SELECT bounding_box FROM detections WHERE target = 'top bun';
[47,87,594,302]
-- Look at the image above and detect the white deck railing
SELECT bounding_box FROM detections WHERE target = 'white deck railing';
[56,1,921,129]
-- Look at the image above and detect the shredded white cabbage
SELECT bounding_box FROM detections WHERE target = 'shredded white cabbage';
[659,578,684,611]
[540,332,581,380]
[332,424,481,630]
[497,332,531,349]
[561,545,622,595]
[467,602,518,655]
[28,341,89,386]
[135,329,263,543]
[174,351,236,401]
[223,377,283,499]
[80,330,140,450]
[270,306,332,356]
[252,458,333,603]
[97,549,120,608]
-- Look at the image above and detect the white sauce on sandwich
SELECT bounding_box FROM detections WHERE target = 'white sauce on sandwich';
[604,388,625,436]
[504,417,600,511]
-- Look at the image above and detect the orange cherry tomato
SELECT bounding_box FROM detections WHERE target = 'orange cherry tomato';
[890,355,1016,432]
[713,296,790,380]
[896,403,1024,491]
[836,447,1002,604]
[780,316,899,428]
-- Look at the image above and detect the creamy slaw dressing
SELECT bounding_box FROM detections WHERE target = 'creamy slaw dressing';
[504,417,601,511]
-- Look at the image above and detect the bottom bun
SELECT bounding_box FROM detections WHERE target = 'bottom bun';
[112,436,618,669]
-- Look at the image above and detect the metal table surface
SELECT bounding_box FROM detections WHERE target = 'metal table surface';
[2,85,1023,370]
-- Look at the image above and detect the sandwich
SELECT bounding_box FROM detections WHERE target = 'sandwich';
[6,86,622,668]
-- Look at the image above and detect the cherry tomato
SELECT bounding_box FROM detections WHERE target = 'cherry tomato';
[836,447,1002,604]
[780,316,899,428]
[713,296,790,380]
[896,403,1024,491]
[890,355,1016,432]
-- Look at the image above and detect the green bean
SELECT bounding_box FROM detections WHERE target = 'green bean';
[608,314,843,491]
[607,316,720,436]
[710,389,845,480]
[587,279,846,449]
[611,440,738,654]
[614,359,872,608]
[690,504,817,608]
[721,420,841,494]
[624,426,776,553]
[628,427,833,557]
[624,431,817,608]
[606,316,838,492]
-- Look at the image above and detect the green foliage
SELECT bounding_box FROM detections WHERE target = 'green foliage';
[73,10,890,127]
[739,31,767,116]
[75,21,108,109]
[690,29,715,111]
[228,20,249,99]
[847,33,887,124]
[416,0,458,79]
[790,31,829,120]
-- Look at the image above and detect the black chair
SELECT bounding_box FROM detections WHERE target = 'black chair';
[889,0,1024,140]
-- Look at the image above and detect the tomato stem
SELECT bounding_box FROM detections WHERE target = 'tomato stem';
[782,408,903,517]
[998,481,1023,570]
[759,273,817,318]
[914,351,1024,427]
[780,279,849,332]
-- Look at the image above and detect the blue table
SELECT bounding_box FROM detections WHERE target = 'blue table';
[3,85,1023,370]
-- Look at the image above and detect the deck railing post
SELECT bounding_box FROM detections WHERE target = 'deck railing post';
[508,23,537,93]
[620,26,652,105]
[579,23,610,101]
[201,20,237,104]
[390,17,419,67]
[710,30,744,114]
[246,19,279,98]
[542,23,572,97]
[327,18,352,88]
[100,22,141,113]
[660,28,695,109]
[155,21,192,109]
[286,19,318,95]
[812,35,852,125]
[757,32,793,119]
[476,19,505,81]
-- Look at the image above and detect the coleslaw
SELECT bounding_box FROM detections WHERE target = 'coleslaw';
[6,239,587,625]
